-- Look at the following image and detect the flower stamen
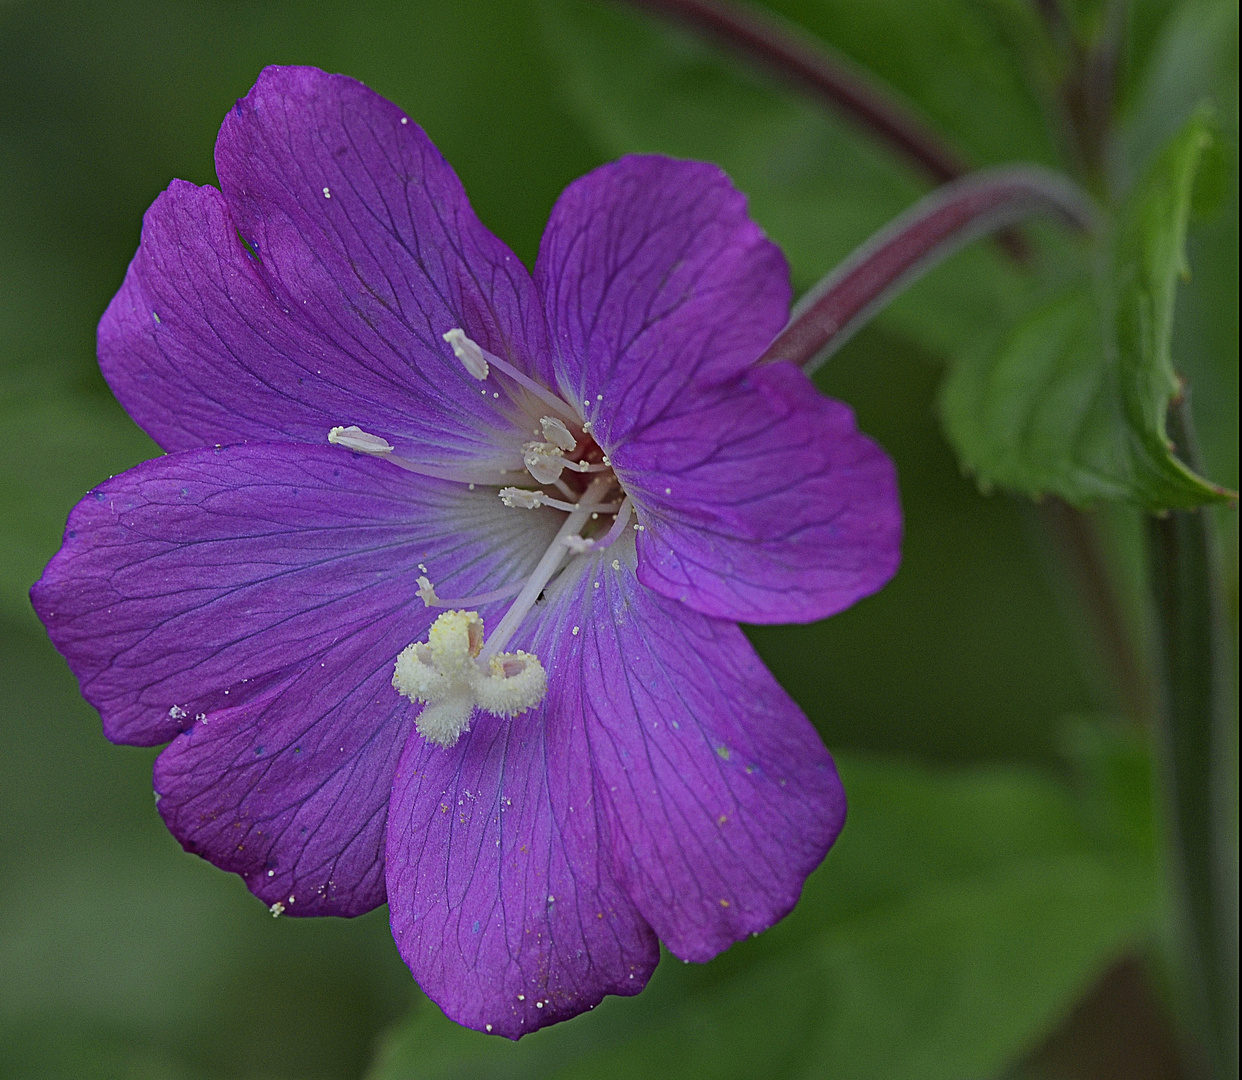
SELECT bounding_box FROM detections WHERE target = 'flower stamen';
[441,328,579,423]
[328,425,521,486]
[415,575,525,609]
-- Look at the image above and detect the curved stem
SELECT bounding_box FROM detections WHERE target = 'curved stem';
[757,166,1097,373]
[624,0,968,184]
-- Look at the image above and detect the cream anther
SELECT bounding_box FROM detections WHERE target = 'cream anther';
[393,610,547,747]
[540,416,577,452]
[443,328,489,380]
[328,426,393,455]
[500,487,544,509]
[523,442,567,484]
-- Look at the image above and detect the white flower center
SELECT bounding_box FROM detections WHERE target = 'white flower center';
[333,329,634,748]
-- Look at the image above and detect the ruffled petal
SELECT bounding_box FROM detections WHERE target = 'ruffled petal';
[619,362,902,623]
[385,688,659,1038]
[540,540,846,962]
[535,155,790,446]
[31,442,557,746]
[101,66,550,471]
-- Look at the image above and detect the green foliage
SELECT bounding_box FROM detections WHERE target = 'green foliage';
[543,0,1236,512]
[368,757,1156,1080]
[539,0,1049,358]
[943,109,1231,509]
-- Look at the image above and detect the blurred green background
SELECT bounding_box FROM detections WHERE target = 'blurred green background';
[0,1,1234,1078]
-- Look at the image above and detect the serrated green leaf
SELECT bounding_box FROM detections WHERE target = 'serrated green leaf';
[942,108,1232,509]
[366,757,1155,1080]
[537,0,1043,357]
[1113,105,1231,506]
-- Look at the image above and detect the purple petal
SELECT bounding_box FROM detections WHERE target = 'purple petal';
[536,546,846,963]
[535,155,790,445]
[101,66,549,470]
[385,700,659,1038]
[152,635,409,917]
[31,442,557,747]
[619,362,902,624]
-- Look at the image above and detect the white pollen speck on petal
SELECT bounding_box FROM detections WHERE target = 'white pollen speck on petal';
[401,116,408,124]
[612,559,620,570]
[269,902,285,917]
[665,487,672,494]
[323,187,331,198]
[563,535,595,554]
[443,328,489,379]
[572,626,580,636]
[486,1025,492,1032]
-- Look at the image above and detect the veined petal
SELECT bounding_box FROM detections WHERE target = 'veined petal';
[31,442,558,747]
[620,363,902,624]
[535,155,790,444]
[152,630,411,918]
[101,66,550,469]
[532,539,846,962]
[385,691,659,1038]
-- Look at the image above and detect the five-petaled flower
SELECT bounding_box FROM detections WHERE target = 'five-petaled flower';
[31,67,901,1037]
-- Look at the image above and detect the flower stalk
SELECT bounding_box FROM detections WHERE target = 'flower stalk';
[758,166,1096,373]
[1147,394,1239,1080]
[624,0,969,184]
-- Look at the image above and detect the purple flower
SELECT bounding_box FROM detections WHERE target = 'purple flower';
[31,66,900,1037]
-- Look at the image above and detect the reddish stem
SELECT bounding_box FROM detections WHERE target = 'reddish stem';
[625,0,969,184]
[758,166,1096,372]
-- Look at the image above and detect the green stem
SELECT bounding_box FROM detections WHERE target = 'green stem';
[1146,394,1239,1079]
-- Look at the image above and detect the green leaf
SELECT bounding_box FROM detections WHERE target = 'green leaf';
[1113,105,1231,505]
[942,108,1232,509]
[366,757,1155,1080]
[537,0,1044,357]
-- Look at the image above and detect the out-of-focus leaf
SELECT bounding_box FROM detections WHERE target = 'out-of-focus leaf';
[1060,716,1158,863]
[942,108,1232,509]
[538,0,1046,358]
[1121,0,1238,176]
[367,757,1156,1080]
[765,0,1060,167]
